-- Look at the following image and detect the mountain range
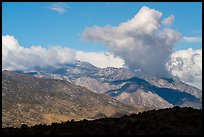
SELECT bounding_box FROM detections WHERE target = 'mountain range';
[2,61,202,127]
[13,61,202,110]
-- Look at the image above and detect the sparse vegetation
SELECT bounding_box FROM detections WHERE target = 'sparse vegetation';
[1,107,202,135]
[2,71,142,128]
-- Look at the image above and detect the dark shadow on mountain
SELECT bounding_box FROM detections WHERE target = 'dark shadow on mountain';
[52,68,67,74]
[149,87,198,105]
[107,77,199,105]
[161,77,175,83]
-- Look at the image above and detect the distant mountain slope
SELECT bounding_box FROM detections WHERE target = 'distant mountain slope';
[142,76,202,100]
[108,77,201,109]
[12,61,202,110]
[2,70,144,128]
[73,77,117,94]
[17,61,135,82]
[2,107,202,135]
[115,90,173,110]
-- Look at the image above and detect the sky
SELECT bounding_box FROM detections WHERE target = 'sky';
[3,2,202,51]
[2,2,202,90]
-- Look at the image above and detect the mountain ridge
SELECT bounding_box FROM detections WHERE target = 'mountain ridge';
[10,61,202,110]
[2,70,144,128]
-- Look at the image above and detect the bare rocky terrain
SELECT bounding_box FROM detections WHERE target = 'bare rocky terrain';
[2,70,144,128]
[14,61,202,110]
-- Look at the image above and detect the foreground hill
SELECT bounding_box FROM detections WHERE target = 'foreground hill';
[2,70,143,128]
[2,107,202,135]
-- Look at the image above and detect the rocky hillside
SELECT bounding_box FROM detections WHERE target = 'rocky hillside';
[15,61,202,110]
[2,107,202,135]
[2,70,144,128]
[107,77,201,109]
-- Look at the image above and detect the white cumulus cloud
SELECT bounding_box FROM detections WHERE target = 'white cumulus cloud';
[167,48,202,90]
[76,51,124,68]
[2,35,125,70]
[162,15,175,26]
[2,35,76,71]
[83,6,182,77]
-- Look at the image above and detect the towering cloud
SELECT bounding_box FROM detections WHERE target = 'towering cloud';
[83,6,182,77]
[2,35,76,71]
[167,48,202,90]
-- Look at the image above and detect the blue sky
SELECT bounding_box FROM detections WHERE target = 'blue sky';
[2,2,202,52]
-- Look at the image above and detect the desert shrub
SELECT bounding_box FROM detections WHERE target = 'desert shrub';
[21,124,28,130]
